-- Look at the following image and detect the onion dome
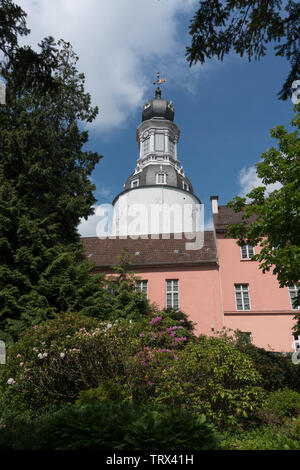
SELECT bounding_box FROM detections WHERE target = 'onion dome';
[142,87,174,122]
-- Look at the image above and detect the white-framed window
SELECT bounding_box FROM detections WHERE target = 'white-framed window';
[166,279,179,309]
[136,280,148,297]
[289,284,300,310]
[156,173,167,185]
[155,133,165,152]
[241,244,255,259]
[234,284,251,311]
[182,181,189,191]
[131,179,139,188]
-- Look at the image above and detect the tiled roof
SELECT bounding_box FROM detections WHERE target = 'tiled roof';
[214,206,257,232]
[81,231,217,270]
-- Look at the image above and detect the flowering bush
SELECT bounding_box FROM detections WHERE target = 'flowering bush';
[0,312,132,412]
[0,309,195,413]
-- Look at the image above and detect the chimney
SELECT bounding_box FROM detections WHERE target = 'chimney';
[210,195,219,215]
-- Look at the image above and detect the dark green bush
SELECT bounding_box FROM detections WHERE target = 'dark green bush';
[221,426,300,450]
[0,401,220,450]
[262,388,300,419]
[152,336,265,427]
[220,329,300,392]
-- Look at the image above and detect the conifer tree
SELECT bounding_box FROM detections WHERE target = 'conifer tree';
[0,32,106,340]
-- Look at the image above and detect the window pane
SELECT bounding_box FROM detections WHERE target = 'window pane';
[248,246,254,257]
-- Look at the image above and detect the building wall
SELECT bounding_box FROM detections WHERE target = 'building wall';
[102,264,223,337]
[216,233,296,352]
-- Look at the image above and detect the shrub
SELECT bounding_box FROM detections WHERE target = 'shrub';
[221,426,300,450]
[0,401,219,450]
[0,313,132,412]
[261,388,300,419]
[151,336,265,427]
[0,310,195,413]
[0,401,220,450]
[218,328,300,392]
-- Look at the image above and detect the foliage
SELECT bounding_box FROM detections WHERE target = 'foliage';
[186,0,300,100]
[0,401,220,450]
[218,328,300,392]
[226,106,300,316]
[0,0,57,91]
[0,313,131,411]
[221,425,300,450]
[0,309,195,412]
[0,36,106,339]
[151,336,265,427]
[102,254,154,321]
[261,388,300,419]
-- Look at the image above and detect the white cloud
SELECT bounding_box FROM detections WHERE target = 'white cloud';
[19,0,199,132]
[78,204,113,237]
[238,166,282,199]
[77,212,100,238]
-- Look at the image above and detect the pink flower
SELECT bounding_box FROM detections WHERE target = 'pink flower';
[174,337,187,342]
[149,316,162,325]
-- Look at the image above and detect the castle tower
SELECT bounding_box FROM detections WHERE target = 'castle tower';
[112,84,202,236]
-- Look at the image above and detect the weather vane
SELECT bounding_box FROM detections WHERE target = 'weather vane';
[153,72,167,86]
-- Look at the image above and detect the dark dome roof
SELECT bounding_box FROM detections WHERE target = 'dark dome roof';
[142,87,174,122]
[124,163,194,193]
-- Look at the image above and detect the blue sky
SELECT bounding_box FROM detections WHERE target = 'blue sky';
[19,0,295,235]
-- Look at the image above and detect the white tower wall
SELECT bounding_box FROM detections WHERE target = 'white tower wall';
[112,186,202,236]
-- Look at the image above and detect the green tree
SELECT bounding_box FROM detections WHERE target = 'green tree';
[226,105,300,318]
[103,253,153,321]
[0,37,105,341]
[0,0,57,91]
[186,0,300,100]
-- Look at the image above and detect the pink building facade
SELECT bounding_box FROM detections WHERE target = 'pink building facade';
[82,199,298,353]
[212,197,297,352]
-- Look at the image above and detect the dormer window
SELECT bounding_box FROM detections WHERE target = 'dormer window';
[182,181,189,191]
[156,173,167,185]
[131,179,139,188]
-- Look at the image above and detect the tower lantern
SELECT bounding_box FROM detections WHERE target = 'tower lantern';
[112,80,202,236]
